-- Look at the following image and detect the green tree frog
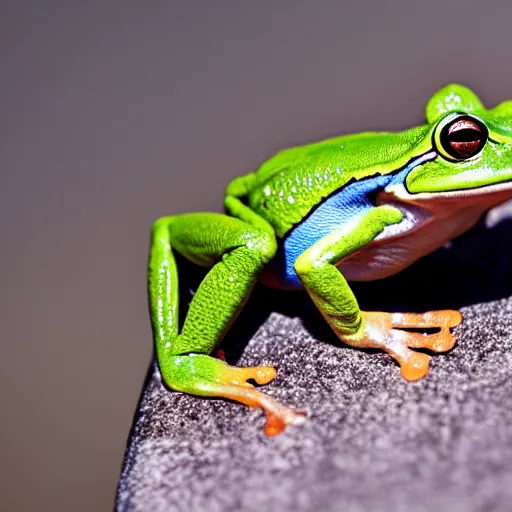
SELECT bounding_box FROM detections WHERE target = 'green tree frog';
[148,84,512,436]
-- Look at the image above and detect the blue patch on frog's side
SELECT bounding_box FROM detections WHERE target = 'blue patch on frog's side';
[271,152,437,288]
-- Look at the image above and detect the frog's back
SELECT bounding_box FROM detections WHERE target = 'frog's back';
[246,126,430,237]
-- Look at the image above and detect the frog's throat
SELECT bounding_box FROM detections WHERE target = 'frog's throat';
[335,179,512,282]
[375,177,512,244]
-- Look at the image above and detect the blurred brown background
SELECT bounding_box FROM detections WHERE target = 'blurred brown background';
[1,1,511,510]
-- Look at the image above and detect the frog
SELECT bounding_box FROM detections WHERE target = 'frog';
[148,84,512,436]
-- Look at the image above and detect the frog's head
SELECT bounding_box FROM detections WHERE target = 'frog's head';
[404,84,512,196]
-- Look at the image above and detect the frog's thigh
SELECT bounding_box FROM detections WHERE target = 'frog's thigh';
[151,213,304,435]
[164,212,277,356]
[293,206,461,381]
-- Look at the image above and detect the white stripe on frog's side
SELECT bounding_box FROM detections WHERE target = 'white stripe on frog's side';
[338,179,512,282]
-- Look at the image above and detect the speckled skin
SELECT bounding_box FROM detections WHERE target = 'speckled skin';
[240,128,430,236]
[147,84,512,435]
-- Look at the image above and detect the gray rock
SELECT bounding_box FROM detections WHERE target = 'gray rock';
[116,211,512,512]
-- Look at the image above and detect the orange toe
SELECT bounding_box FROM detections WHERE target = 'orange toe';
[264,408,307,436]
[218,365,277,387]
[254,366,277,385]
[400,352,430,381]
[430,332,457,352]
[264,411,286,436]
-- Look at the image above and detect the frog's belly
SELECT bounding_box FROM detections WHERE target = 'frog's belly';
[338,235,450,281]
[266,206,483,289]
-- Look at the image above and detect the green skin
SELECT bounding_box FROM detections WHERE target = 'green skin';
[148,84,512,433]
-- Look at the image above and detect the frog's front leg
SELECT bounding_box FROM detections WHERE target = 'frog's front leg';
[294,206,462,381]
[149,213,304,436]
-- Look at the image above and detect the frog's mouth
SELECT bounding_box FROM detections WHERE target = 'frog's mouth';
[391,177,512,202]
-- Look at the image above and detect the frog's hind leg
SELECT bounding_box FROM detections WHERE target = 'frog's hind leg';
[164,354,304,436]
[149,213,304,435]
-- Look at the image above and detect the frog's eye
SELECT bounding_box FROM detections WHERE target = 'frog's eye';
[434,114,488,161]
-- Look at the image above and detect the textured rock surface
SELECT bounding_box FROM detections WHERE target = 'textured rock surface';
[117,208,512,512]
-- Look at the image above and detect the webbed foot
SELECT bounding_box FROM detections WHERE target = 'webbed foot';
[163,354,306,436]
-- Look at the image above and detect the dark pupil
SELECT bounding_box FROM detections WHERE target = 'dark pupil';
[446,119,483,157]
